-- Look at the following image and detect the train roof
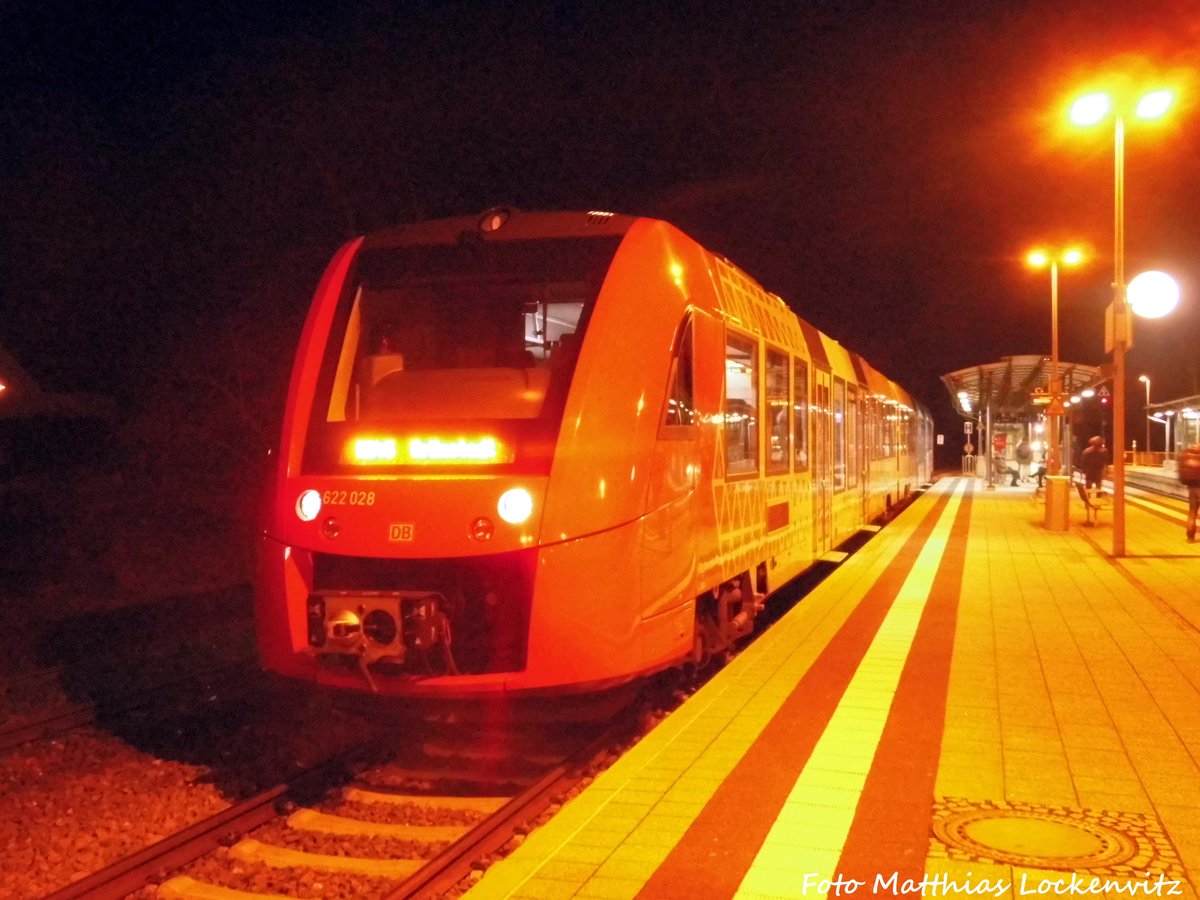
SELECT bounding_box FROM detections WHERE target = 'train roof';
[362,208,637,250]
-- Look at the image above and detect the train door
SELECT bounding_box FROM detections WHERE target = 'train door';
[812,367,833,556]
[853,386,868,525]
[640,313,699,662]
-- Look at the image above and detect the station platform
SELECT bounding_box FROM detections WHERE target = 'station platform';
[466,476,1200,899]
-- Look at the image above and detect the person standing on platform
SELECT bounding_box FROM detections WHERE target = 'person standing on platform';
[1178,443,1200,542]
[1080,435,1107,491]
[1015,438,1033,483]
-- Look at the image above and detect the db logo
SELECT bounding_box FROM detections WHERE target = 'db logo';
[388,523,415,542]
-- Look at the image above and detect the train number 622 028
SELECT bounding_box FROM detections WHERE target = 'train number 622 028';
[321,490,376,506]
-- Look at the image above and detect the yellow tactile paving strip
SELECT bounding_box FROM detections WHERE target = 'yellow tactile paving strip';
[466,477,1200,900]
[466,484,959,899]
[735,481,969,898]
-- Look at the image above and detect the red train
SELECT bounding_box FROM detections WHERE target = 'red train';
[255,209,932,698]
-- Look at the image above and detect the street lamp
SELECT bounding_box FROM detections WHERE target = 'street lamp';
[1027,247,1085,477]
[1068,83,1175,557]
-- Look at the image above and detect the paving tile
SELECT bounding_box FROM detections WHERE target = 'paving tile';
[575,876,651,899]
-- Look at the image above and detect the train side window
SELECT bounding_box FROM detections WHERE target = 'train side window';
[793,358,809,471]
[724,331,758,476]
[765,347,789,475]
[870,396,881,461]
[847,384,859,488]
[833,377,846,491]
[663,316,695,427]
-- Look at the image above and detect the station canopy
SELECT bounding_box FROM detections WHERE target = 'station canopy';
[941,355,1105,420]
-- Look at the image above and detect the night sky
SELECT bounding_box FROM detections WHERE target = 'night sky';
[4,0,1200,451]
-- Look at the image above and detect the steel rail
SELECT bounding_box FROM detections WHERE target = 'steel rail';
[382,712,635,900]
[40,740,380,900]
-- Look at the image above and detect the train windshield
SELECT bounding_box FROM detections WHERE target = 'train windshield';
[304,236,620,471]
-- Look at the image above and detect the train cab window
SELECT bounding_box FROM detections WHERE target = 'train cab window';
[724,331,758,476]
[525,301,585,364]
[663,316,696,427]
[301,235,622,473]
[833,377,846,491]
[793,358,809,471]
[328,279,591,424]
[765,348,789,475]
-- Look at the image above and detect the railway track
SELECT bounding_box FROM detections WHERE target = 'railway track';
[40,696,638,900]
[42,739,385,900]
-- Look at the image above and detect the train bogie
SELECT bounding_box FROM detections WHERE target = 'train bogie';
[255,209,931,699]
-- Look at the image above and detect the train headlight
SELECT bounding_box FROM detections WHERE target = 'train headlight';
[296,489,322,522]
[497,487,533,525]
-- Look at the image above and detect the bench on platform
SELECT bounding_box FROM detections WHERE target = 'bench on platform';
[1075,481,1110,526]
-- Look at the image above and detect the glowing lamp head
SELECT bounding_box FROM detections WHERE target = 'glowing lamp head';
[1070,92,1111,126]
[296,489,322,522]
[1128,270,1180,319]
[1062,248,1084,266]
[1135,89,1173,120]
[1027,250,1049,268]
[497,487,534,525]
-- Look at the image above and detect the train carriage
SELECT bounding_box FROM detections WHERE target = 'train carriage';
[255,209,931,698]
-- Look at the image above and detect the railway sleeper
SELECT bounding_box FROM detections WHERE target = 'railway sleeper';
[229,838,424,876]
[287,807,471,842]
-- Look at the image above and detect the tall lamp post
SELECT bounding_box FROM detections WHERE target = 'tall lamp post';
[1069,85,1175,557]
[1027,247,1084,476]
[1138,374,1151,456]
